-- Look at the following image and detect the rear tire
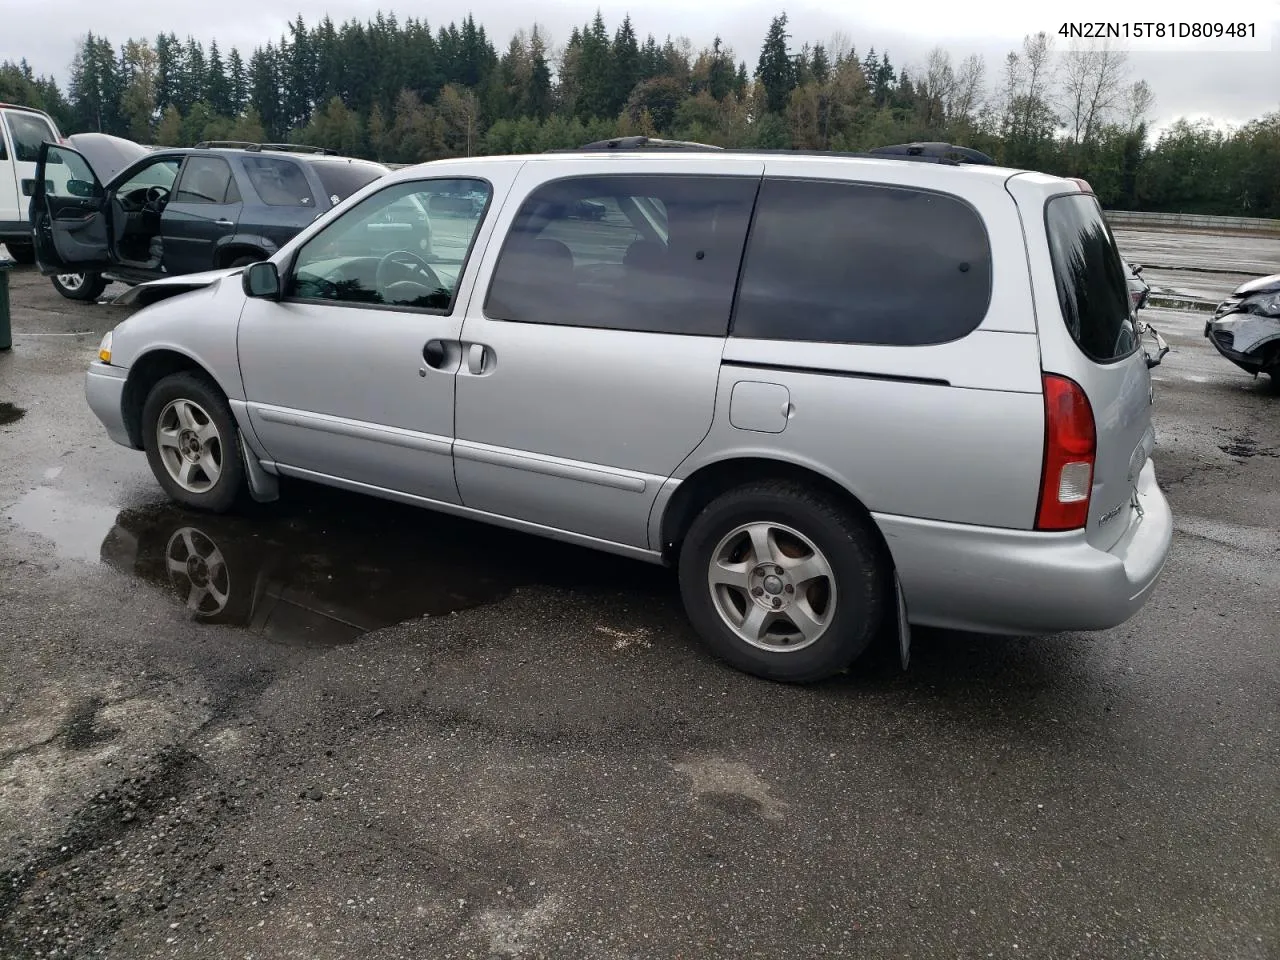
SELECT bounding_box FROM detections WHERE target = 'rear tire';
[141,372,246,514]
[677,480,888,683]
[51,271,107,302]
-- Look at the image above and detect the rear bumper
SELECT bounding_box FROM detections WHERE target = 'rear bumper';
[85,362,135,449]
[876,460,1173,635]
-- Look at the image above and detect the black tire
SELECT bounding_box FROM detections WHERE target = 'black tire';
[51,271,107,301]
[677,480,889,683]
[226,254,263,268]
[8,244,35,265]
[141,372,246,514]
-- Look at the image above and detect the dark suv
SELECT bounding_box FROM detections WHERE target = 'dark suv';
[28,135,389,300]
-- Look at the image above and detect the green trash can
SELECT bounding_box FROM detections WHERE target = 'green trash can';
[0,244,13,352]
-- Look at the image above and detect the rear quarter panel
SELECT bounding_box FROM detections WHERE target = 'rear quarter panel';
[677,159,1047,532]
[685,339,1047,529]
[1005,174,1156,552]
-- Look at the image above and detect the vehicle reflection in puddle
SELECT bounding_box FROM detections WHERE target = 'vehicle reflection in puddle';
[98,485,671,648]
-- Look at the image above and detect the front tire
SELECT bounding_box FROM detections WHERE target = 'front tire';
[51,271,107,301]
[141,372,246,513]
[677,480,888,683]
[226,254,262,268]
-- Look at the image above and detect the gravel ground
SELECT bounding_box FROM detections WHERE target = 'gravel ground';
[0,240,1277,960]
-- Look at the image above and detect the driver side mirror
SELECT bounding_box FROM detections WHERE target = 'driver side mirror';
[66,179,97,198]
[242,261,281,300]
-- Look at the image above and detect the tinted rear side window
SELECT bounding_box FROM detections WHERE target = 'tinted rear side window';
[311,160,386,206]
[244,156,316,207]
[732,178,992,346]
[1045,193,1137,363]
[174,156,237,204]
[485,174,757,336]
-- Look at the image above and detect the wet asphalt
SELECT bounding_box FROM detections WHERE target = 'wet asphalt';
[0,249,1277,959]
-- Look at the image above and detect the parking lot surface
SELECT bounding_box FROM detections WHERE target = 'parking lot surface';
[1,242,1277,958]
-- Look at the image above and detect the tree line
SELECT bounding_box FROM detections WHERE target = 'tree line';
[2,11,1277,217]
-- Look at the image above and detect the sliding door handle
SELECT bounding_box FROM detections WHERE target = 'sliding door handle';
[466,343,492,375]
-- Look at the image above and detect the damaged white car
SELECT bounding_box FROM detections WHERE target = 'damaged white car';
[1206,273,1280,389]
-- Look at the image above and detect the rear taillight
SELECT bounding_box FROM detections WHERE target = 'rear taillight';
[1036,374,1096,531]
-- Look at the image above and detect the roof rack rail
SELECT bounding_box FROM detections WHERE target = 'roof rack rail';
[259,142,337,155]
[544,137,996,166]
[193,140,337,156]
[193,140,258,150]
[557,136,724,153]
[866,142,996,165]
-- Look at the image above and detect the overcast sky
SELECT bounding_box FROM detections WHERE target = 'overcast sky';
[7,0,1279,136]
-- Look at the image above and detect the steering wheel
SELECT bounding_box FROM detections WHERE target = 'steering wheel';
[375,250,443,298]
[142,185,170,213]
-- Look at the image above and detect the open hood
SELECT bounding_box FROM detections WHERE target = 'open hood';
[111,266,244,307]
[65,132,151,185]
[1233,273,1280,296]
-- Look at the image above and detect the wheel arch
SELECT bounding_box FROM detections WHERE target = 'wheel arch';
[213,236,273,268]
[655,455,897,576]
[121,348,233,449]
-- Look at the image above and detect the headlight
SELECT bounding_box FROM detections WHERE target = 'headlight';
[98,331,112,364]
[1246,291,1280,316]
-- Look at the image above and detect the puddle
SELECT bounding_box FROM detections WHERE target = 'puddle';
[7,487,123,563]
[92,484,671,648]
[0,402,26,425]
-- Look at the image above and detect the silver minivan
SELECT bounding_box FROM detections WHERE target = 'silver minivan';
[85,139,1173,682]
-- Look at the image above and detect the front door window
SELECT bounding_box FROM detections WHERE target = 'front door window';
[44,146,101,202]
[288,178,492,313]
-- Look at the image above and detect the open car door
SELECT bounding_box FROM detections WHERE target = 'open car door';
[28,141,111,275]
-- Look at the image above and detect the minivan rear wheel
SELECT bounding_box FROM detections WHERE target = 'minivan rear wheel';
[677,480,888,683]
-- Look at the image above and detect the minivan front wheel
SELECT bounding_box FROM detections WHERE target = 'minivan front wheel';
[52,271,107,302]
[678,481,888,683]
[141,372,246,513]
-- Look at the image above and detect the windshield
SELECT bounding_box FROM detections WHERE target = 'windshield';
[1045,193,1138,363]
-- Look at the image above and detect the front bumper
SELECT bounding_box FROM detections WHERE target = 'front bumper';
[85,361,134,449]
[1204,314,1280,374]
[875,460,1173,636]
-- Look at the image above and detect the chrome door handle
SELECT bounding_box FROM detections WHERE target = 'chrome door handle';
[215,219,234,227]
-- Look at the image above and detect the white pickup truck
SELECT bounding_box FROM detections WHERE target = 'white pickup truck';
[0,102,65,263]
